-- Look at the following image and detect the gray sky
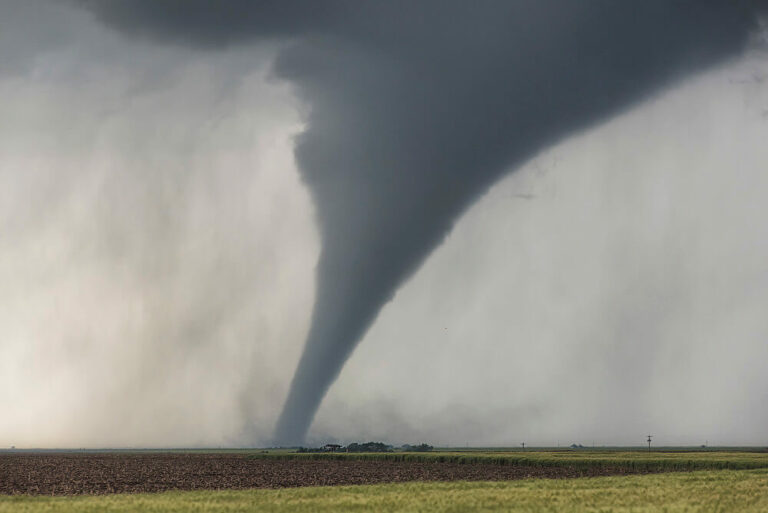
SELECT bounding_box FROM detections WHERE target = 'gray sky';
[1,0,767,447]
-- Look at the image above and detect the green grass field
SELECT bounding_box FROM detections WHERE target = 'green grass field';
[2,469,767,512]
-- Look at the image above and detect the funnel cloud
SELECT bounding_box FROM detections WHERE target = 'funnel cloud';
[76,1,767,445]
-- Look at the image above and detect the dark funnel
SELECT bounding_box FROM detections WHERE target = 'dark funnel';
[77,0,763,445]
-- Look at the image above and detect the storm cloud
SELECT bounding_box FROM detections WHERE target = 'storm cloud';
[75,1,767,445]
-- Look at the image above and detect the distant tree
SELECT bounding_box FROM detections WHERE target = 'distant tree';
[296,446,325,453]
[346,442,393,452]
[404,443,433,452]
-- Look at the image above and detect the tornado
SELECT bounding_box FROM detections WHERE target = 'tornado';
[80,0,765,445]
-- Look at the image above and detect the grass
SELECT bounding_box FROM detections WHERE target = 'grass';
[250,449,768,471]
[2,469,767,512]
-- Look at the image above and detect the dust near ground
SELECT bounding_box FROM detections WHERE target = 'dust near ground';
[0,453,657,496]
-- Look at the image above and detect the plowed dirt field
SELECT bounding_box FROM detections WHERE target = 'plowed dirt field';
[0,453,652,495]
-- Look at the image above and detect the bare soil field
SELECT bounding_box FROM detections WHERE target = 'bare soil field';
[0,453,653,496]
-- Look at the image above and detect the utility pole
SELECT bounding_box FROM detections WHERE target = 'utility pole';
[647,435,653,453]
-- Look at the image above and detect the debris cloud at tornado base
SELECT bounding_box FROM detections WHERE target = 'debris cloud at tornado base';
[79,1,766,445]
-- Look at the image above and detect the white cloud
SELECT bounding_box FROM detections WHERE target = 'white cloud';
[0,0,316,448]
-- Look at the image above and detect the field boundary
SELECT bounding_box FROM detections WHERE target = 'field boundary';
[247,451,768,471]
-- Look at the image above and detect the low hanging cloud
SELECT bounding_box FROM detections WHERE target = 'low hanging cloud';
[316,50,768,446]
[74,1,768,445]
